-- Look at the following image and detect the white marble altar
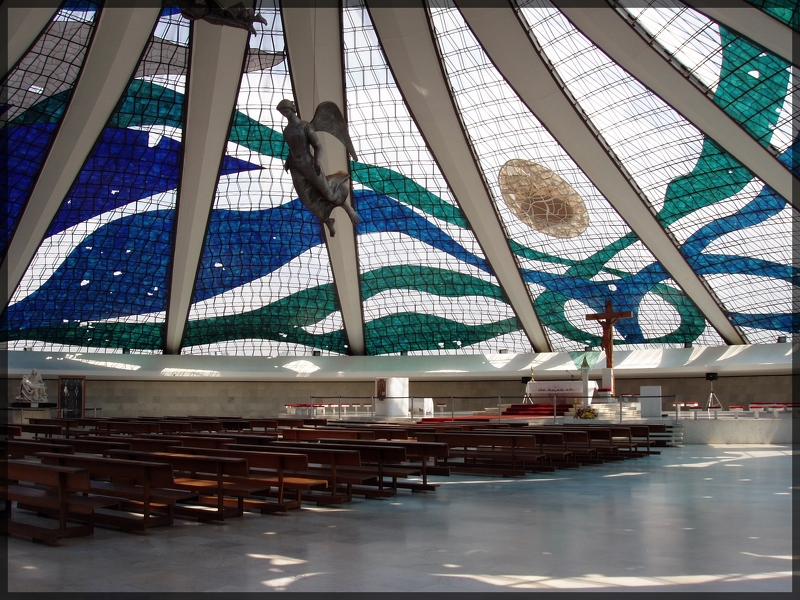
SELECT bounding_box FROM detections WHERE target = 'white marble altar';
[525,380,597,404]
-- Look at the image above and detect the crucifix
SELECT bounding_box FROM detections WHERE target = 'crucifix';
[585,300,633,370]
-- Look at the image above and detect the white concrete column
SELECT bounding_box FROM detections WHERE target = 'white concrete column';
[282,4,366,355]
[163,20,249,354]
[367,1,551,352]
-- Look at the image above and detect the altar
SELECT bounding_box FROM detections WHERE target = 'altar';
[525,380,598,404]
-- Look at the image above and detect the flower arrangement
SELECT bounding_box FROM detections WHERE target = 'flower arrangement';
[574,406,598,419]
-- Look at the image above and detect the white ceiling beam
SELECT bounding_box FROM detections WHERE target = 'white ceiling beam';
[1,5,160,310]
[367,2,551,352]
[553,2,797,209]
[282,4,366,356]
[457,2,745,345]
[682,0,798,66]
[3,3,59,77]
[164,20,249,354]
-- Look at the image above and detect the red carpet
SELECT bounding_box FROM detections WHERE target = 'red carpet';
[502,403,571,417]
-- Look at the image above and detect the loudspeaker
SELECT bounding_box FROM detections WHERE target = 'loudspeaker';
[705,372,718,381]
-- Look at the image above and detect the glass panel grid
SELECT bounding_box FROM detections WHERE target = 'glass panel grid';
[518,0,796,343]
[343,2,530,355]
[1,9,192,354]
[183,3,346,357]
[429,3,724,350]
[615,0,795,159]
[1,1,100,259]
[745,0,800,32]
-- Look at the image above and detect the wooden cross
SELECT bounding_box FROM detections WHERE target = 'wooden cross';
[585,300,633,369]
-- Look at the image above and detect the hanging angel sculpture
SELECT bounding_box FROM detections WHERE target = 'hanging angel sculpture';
[277,99,360,237]
[167,0,267,34]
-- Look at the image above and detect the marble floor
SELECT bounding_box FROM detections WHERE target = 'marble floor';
[6,445,794,593]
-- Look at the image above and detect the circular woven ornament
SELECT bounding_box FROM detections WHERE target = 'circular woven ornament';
[498,159,589,238]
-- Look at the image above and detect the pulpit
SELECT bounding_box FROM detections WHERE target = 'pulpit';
[375,377,409,417]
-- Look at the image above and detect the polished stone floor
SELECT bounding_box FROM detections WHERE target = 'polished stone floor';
[6,445,794,592]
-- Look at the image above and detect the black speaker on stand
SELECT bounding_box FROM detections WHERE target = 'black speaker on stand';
[704,373,722,410]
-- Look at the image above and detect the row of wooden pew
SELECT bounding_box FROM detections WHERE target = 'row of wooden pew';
[2,416,664,544]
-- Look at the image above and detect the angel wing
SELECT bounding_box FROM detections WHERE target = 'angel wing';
[310,101,358,162]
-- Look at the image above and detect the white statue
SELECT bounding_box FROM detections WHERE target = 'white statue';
[17,369,48,403]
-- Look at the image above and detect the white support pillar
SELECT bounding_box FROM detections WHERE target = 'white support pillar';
[457,3,744,345]
[367,1,551,352]
[2,3,60,77]
[683,0,798,66]
[1,6,160,309]
[282,4,366,355]
[553,2,797,207]
[163,20,249,354]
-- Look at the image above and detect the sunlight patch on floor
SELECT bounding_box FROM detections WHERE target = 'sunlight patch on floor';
[432,570,792,589]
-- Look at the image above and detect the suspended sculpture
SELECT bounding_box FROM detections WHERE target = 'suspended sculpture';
[277,99,360,237]
[166,0,267,34]
[498,159,589,239]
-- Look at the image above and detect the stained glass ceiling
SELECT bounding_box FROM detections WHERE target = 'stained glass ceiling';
[1,0,796,356]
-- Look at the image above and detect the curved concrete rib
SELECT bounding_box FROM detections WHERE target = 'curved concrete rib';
[164,20,249,354]
[282,4,366,356]
[682,0,798,66]
[456,2,745,345]
[3,4,59,77]
[367,1,551,352]
[553,2,797,209]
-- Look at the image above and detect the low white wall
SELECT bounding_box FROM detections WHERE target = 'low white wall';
[682,419,793,444]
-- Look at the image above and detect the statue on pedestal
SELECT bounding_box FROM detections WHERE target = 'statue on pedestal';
[17,369,48,403]
[277,99,360,237]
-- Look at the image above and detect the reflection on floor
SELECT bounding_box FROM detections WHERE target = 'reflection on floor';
[7,445,793,592]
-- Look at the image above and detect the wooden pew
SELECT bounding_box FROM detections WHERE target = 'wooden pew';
[7,440,75,459]
[43,438,133,455]
[19,423,63,438]
[34,453,195,530]
[27,417,84,438]
[318,438,447,491]
[218,419,251,432]
[324,424,411,440]
[200,432,279,446]
[413,432,543,476]
[86,435,185,453]
[275,417,327,428]
[281,428,377,442]
[278,441,410,496]
[174,446,327,512]
[555,425,644,457]
[249,419,279,432]
[626,425,662,454]
[147,421,195,433]
[542,424,648,457]
[98,421,162,435]
[470,429,579,469]
[132,434,238,449]
[104,449,265,521]
[2,460,121,543]
[1,424,23,439]
[232,443,363,504]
